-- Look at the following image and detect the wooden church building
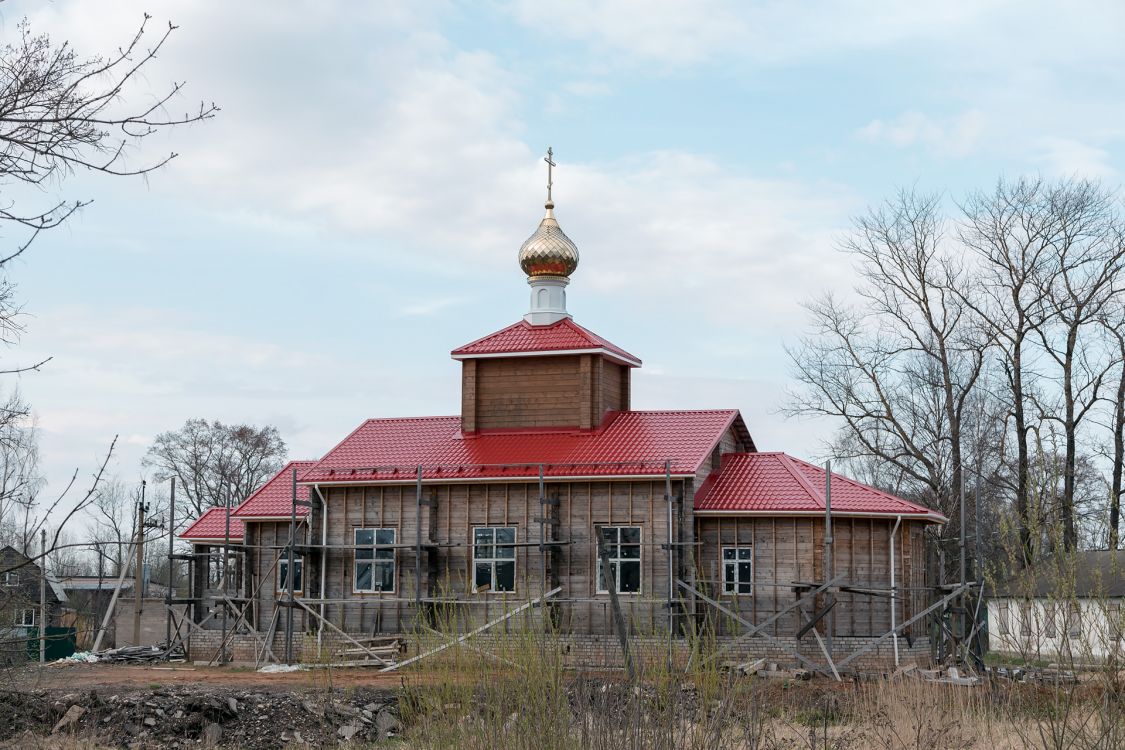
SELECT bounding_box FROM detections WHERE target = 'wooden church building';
[181,157,945,671]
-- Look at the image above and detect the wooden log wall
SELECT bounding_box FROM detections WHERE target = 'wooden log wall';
[693,516,929,638]
[251,478,688,638]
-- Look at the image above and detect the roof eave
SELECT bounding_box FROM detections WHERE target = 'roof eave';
[451,347,641,368]
[693,509,948,523]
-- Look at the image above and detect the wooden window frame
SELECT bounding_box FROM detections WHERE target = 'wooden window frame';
[596,526,642,595]
[997,601,1010,635]
[1066,601,1081,637]
[353,527,396,594]
[721,546,753,595]
[17,608,36,627]
[1019,602,1033,636]
[472,526,517,594]
[1044,602,1057,638]
[2,571,17,587]
[277,554,304,596]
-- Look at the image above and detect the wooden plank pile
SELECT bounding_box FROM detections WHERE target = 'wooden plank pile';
[94,644,187,664]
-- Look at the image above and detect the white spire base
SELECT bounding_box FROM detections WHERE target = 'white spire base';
[524,277,571,326]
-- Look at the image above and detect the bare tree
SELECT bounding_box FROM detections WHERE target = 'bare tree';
[1100,315,1125,550]
[1031,182,1124,550]
[958,178,1062,562]
[144,419,286,522]
[786,189,988,529]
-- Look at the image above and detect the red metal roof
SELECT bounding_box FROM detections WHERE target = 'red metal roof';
[694,452,945,521]
[300,410,742,484]
[231,460,317,519]
[451,318,642,367]
[179,507,245,541]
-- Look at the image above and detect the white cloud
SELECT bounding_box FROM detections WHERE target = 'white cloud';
[1033,137,1117,179]
[857,110,985,157]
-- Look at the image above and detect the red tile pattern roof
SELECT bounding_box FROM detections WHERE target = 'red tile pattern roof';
[451,319,641,366]
[694,452,945,520]
[231,460,317,518]
[300,410,739,483]
[179,507,245,541]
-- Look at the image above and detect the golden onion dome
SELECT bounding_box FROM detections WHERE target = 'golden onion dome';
[518,200,580,279]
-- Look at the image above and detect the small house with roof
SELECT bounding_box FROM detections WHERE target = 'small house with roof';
[179,159,945,669]
[987,550,1124,662]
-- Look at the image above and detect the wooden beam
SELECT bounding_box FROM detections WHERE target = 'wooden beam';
[380,587,561,673]
[677,579,826,676]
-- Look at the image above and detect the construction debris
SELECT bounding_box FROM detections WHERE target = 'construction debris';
[0,684,401,749]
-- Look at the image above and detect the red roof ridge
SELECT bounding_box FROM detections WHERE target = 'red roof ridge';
[782,454,930,514]
[777,453,827,509]
[180,506,245,541]
[450,317,641,366]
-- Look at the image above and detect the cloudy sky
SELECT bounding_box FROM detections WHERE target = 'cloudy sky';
[3,1,1124,500]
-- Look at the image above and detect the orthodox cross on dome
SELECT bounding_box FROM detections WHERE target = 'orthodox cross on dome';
[544,146,556,205]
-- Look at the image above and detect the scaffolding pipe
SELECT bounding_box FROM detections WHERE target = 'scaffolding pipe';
[165,477,175,646]
[221,487,231,663]
[415,465,423,608]
[316,484,328,655]
[39,528,46,663]
[824,460,833,662]
[889,514,902,667]
[665,460,674,670]
[285,466,296,664]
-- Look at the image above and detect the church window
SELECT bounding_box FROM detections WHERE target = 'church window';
[473,527,516,593]
[278,554,303,594]
[597,526,641,594]
[355,528,396,593]
[722,547,753,594]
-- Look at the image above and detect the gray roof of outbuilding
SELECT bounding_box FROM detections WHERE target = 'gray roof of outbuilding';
[991,550,1124,598]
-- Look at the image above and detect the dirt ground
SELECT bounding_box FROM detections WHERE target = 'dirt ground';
[8,662,414,692]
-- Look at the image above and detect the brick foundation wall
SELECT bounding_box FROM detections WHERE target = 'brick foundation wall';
[186,628,930,674]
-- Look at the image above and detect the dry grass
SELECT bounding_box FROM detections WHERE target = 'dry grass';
[391,620,1123,750]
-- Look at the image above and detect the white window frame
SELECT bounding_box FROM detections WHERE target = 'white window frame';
[472,526,517,594]
[354,527,396,594]
[17,608,36,627]
[2,571,17,587]
[596,526,642,595]
[721,547,753,595]
[278,554,303,595]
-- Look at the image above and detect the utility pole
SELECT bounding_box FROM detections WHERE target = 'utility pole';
[134,480,147,646]
[39,528,47,663]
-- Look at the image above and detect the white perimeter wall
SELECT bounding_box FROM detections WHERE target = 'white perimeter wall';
[987,597,1124,662]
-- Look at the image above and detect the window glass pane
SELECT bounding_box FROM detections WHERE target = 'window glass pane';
[601,527,616,545]
[356,546,374,560]
[723,549,735,561]
[620,527,640,544]
[738,582,752,594]
[355,562,372,591]
[738,561,752,584]
[375,548,394,560]
[355,529,374,546]
[293,563,303,591]
[475,563,492,590]
[723,563,735,592]
[495,527,515,544]
[619,543,640,559]
[375,529,396,546]
[739,548,753,560]
[475,528,494,545]
[495,561,515,592]
[375,561,395,591]
[620,561,640,593]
